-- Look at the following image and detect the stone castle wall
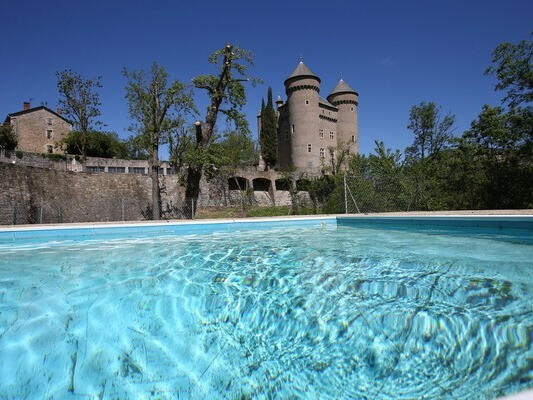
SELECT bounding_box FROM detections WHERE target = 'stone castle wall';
[0,163,305,225]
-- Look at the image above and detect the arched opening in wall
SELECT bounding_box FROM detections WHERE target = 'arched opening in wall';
[296,179,311,191]
[275,178,292,191]
[252,178,271,192]
[228,176,249,191]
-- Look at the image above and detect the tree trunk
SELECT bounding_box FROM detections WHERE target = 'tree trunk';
[151,144,161,220]
[185,165,202,218]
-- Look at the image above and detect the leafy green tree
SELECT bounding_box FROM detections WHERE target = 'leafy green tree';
[59,130,133,159]
[184,44,258,217]
[0,123,17,151]
[259,87,278,168]
[56,69,103,160]
[485,31,533,108]
[123,62,195,220]
[406,101,455,160]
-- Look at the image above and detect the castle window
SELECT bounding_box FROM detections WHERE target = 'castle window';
[307,144,312,153]
[305,100,309,105]
[46,145,53,153]
[351,135,355,143]
[320,148,325,158]
[291,124,295,134]
[351,107,354,111]
[47,118,52,125]
[46,130,52,139]
[330,132,334,140]
[319,129,324,138]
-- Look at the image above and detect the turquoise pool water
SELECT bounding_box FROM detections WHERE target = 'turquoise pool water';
[0,219,532,399]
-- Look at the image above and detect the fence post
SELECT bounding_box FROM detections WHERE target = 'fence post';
[121,198,125,221]
[343,174,348,214]
[39,206,43,224]
[191,198,195,219]
[12,207,17,225]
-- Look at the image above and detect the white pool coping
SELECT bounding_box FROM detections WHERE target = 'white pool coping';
[0,211,532,232]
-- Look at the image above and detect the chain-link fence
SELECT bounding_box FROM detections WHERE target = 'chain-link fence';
[342,173,426,214]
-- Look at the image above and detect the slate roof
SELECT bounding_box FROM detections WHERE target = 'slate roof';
[328,79,357,96]
[285,61,321,83]
[319,96,337,109]
[5,106,72,125]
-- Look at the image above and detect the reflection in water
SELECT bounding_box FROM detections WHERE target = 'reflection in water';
[0,225,532,399]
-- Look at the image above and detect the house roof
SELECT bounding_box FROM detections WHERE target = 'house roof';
[285,61,321,84]
[5,106,72,125]
[328,79,358,97]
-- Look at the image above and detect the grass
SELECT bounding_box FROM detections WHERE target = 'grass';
[194,205,317,219]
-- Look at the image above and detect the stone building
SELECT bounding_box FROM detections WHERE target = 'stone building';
[4,102,72,154]
[259,61,359,171]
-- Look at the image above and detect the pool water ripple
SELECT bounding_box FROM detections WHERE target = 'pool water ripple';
[0,224,532,399]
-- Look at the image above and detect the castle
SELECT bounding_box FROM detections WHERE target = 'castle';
[259,61,359,171]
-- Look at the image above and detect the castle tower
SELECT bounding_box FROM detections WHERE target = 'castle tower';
[284,61,321,169]
[327,79,359,154]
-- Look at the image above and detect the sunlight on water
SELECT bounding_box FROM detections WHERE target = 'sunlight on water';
[0,223,532,399]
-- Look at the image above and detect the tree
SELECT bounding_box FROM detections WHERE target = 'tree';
[406,101,455,160]
[59,130,133,159]
[260,87,278,168]
[0,124,17,151]
[56,69,103,160]
[123,62,195,220]
[184,44,258,217]
[485,31,533,108]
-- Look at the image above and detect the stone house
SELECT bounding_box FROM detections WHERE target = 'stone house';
[4,102,72,154]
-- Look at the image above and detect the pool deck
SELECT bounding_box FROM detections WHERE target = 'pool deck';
[0,209,532,231]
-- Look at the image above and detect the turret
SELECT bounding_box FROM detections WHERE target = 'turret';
[327,79,359,154]
[283,61,321,169]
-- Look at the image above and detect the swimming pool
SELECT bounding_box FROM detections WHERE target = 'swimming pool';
[0,216,532,399]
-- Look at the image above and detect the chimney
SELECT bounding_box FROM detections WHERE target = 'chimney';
[57,107,62,115]
[23,101,30,110]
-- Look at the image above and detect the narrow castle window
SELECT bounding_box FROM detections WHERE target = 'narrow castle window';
[305,100,309,105]
[320,148,325,158]
[291,124,295,134]
[307,144,312,153]
[351,135,355,143]
[319,129,323,138]
[351,107,354,111]
[46,145,53,153]
[46,130,52,139]
[330,132,334,140]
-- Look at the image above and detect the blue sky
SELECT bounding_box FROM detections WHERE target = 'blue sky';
[1,0,532,157]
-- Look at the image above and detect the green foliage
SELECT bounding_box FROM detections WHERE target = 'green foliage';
[259,87,278,168]
[43,153,67,161]
[56,69,103,133]
[0,123,17,151]
[406,101,455,160]
[485,31,533,108]
[123,62,195,159]
[59,130,135,159]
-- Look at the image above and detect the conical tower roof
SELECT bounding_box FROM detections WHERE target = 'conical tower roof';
[328,79,357,96]
[285,61,321,84]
